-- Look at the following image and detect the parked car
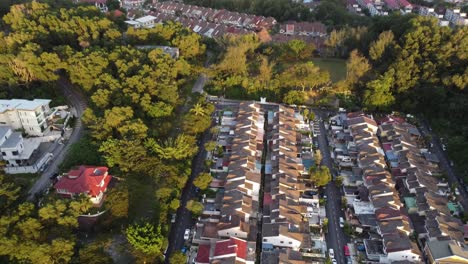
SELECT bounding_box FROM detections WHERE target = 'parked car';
[329,249,335,258]
[339,217,345,228]
[344,245,350,256]
[171,214,176,223]
[184,229,190,240]
[332,259,337,264]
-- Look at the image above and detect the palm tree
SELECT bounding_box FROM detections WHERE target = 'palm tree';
[190,103,206,116]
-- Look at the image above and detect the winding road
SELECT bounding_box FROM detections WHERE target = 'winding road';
[27,76,87,201]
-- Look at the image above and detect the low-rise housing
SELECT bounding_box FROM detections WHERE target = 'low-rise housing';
[0,99,53,136]
[54,165,112,205]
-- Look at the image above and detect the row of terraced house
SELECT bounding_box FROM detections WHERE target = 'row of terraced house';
[190,101,326,264]
[328,111,468,263]
[124,1,328,47]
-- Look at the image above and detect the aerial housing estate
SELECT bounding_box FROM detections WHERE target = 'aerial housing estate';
[124,1,327,47]
[328,111,468,263]
[191,102,322,264]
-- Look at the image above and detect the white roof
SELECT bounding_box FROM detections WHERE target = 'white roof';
[125,20,139,25]
[0,99,51,112]
[135,15,157,23]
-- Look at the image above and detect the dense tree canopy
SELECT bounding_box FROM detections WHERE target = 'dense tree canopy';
[207,35,330,103]
[0,2,210,262]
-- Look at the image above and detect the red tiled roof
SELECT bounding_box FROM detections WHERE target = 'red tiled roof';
[375,206,401,221]
[213,237,248,259]
[195,244,210,263]
[383,143,393,151]
[378,115,405,125]
[54,166,111,197]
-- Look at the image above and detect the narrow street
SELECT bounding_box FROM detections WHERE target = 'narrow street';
[164,131,210,263]
[27,76,87,201]
[315,111,347,264]
[419,120,468,211]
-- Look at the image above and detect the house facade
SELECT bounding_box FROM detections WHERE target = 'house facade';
[0,126,52,174]
[0,99,52,136]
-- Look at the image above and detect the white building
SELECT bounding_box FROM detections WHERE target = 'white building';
[0,126,52,174]
[125,15,158,28]
[0,99,52,136]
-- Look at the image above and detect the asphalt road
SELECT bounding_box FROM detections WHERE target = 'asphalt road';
[314,111,347,264]
[164,131,210,263]
[419,120,468,211]
[27,76,87,201]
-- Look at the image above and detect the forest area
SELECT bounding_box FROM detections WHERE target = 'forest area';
[0,2,213,263]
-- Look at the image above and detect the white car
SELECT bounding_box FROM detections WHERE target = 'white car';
[329,248,335,258]
[184,229,190,240]
[332,259,337,264]
[339,217,345,228]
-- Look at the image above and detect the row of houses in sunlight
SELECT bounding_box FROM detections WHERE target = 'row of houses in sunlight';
[329,111,468,263]
[191,101,323,264]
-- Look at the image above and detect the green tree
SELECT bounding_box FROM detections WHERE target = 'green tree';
[145,134,198,160]
[363,70,395,111]
[170,251,187,264]
[105,184,129,219]
[186,200,203,216]
[126,223,165,260]
[0,173,21,210]
[369,30,395,62]
[309,166,331,187]
[279,62,330,92]
[346,49,371,85]
[283,90,305,105]
[193,172,213,190]
[335,176,344,186]
[79,239,113,264]
[204,141,217,152]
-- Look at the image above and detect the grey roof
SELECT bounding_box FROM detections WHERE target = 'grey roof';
[364,239,384,255]
[358,214,377,227]
[0,126,11,139]
[0,99,50,112]
[423,152,440,163]
[1,132,22,149]
[426,239,468,260]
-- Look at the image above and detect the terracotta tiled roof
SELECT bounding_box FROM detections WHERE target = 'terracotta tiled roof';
[54,165,111,197]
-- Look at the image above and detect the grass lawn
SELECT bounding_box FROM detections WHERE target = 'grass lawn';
[312,58,347,83]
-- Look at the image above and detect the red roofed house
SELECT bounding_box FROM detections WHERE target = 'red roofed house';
[195,237,252,263]
[195,244,210,264]
[212,237,248,262]
[54,165,112,205]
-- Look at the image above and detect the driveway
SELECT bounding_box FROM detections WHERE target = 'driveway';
[27,76,87,201]
[314,110,347,264]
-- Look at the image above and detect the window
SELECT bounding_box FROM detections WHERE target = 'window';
[12,151,18,156]
[289,242,292,244]
[263,239,267,242]
[280,241,284,244]
[1,152,5,156]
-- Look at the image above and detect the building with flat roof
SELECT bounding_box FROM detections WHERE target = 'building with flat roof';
[0,99,52,136]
